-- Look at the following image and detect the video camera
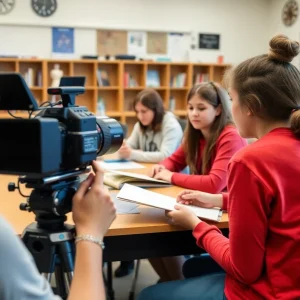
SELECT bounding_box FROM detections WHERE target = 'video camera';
[0,73,123,224]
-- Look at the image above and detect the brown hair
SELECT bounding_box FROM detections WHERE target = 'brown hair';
[225,34,300,137]
[133,89,165,133]
[183,82,233,175]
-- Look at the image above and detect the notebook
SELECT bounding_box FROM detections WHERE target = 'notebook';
[103,170,172,190]
[111,194,140,214]
[117,184,222,222]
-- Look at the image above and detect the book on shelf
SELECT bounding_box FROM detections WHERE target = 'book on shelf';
[24,68,35,87]
[97,97,106,116]
[124,72,138,87]
[37,71,42,87]
[104,170,172,190]
[117,184,223,222]
[169,96,176,111]
[170,73,186,87]
[146,70,160,87]
[23,68,42,87]
[194,73,209,84]
[97,70,110,86]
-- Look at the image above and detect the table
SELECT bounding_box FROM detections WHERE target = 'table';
[0,162,229,299]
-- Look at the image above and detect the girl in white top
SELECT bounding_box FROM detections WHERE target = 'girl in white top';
[118,89,183,163]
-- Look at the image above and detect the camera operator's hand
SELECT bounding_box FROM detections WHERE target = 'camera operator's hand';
[70,161,114,300]
[72,161,116,239]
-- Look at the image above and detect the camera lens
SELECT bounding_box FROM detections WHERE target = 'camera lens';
[95,116,124,156]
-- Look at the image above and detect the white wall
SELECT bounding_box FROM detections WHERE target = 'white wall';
[0,0,271,64]
[269,0,300,67]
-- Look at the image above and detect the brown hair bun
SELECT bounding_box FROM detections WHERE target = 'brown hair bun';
[268,34,300,63]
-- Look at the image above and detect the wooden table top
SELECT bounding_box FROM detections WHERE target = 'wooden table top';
[0,160,228,236]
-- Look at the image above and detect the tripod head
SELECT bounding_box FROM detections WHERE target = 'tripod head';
[9,167,90,230]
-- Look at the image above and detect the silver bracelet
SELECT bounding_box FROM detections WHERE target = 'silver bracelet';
[75,235,105,250]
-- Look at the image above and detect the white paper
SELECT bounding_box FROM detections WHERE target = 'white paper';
[128,31,147,57]
[167,33,191,62]
[117,184,222,222]
[108,170,171,185]
[100,160,145,170]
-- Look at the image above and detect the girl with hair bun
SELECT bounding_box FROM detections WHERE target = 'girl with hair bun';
[139,34,300,300]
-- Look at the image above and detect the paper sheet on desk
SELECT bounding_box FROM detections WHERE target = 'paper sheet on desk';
[117,184,222,222]
[100,160,145,170]
[111,194,140,214]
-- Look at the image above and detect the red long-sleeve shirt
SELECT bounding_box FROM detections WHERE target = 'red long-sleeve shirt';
[193,128,300,299]
[160,125,247,192]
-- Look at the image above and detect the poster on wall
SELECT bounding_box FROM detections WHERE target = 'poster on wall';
[167,33,190,61]
[52,27,75,57]
[128,31,147,57]
[199,33,220,50]
[147,32,167,54]
[97,30,127,57]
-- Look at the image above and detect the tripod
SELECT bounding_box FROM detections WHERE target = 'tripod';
[10,170,88,299]
[21,216,75,300]
[11,167,112,299]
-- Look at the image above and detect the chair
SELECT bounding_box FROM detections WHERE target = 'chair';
[177,118,187,132]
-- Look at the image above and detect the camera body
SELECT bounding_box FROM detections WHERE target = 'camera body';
[33,105,123,176]
[0,75,123,178]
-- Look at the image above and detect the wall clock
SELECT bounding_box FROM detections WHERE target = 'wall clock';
[32,0,57,17]
[282,0,299,26]
[0,0,15,15]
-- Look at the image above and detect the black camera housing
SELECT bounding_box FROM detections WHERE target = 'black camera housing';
[0,73,123,178]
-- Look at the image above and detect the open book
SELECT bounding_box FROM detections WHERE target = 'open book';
[117,184,222,222]
[104,170,172,190]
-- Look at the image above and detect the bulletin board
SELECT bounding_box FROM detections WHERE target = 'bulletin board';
[97,30,127,56]
[96,29,191,61]
[147,32,167,54]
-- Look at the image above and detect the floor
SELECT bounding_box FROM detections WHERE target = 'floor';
[107,260,159,300]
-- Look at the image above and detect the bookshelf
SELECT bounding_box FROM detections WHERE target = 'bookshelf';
[0,58,230,132]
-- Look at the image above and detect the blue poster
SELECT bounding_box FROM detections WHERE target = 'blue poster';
[52,27,74,54]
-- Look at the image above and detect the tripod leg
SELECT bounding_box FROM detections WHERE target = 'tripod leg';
[106,262,115,300]
[58,241,75,295]
[55,264,68,299]
[42,273,52,283]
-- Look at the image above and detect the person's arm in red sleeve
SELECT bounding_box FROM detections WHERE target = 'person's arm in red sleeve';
[192,161,272,284]
[170,131,246,192]
[160,145,187,172]
[221,193,228,211]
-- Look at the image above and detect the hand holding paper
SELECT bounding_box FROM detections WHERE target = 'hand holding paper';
[117,184,222,222]
[177,190,223,208]
[166,205,201,230]
[149,164,166,177]
[154,169,173,183]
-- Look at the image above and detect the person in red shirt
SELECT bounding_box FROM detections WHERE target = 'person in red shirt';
[150,82,246,193]
[147,82,246,283]
[139,34,300,300]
